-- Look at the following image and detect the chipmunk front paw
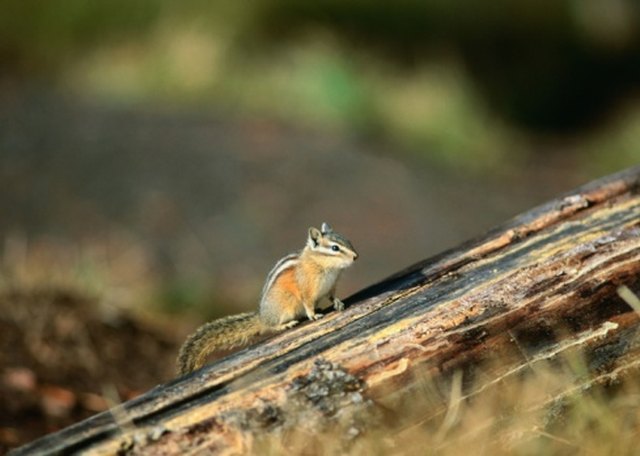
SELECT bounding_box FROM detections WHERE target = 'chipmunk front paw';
[332,297,345,311]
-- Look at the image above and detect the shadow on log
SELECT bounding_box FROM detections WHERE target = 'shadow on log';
[12,166,640,455]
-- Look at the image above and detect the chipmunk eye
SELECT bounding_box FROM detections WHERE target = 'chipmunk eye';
[331,245,340,252]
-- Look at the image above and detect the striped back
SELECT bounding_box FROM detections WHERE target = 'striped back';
[260,252,300,300]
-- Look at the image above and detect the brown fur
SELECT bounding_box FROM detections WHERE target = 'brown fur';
[176,223,357,375]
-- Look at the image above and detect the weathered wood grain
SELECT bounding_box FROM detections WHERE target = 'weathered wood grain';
[11,165,640,455]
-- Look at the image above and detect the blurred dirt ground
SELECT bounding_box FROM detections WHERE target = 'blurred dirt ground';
[0,85,589,304]
[0,287,181,453]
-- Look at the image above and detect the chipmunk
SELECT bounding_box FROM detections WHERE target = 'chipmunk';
[176,222,358,375]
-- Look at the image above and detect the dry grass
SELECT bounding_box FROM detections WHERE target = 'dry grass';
[252,355,640,456]
[0,233,157,313]
[249,288,640,455]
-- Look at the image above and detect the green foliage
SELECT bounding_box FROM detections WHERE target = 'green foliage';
[1,0,166,70]
[583,106,640,174]
[2,0,639,174]
[155,280,205,316]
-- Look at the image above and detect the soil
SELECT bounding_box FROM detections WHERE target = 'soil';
[0,287,182,453]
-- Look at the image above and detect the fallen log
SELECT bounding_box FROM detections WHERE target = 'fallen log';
[12,165,640,455]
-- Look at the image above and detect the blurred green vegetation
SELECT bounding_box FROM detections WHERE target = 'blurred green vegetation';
[2,0,639,173]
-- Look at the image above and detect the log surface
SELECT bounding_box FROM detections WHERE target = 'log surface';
[12,166,640,455]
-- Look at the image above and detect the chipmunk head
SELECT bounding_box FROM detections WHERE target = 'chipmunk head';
[306,222,358,268]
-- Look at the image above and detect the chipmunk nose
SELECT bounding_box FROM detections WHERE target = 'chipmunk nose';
[353,251,359,260]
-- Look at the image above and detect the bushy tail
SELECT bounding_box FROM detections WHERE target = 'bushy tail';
[177,312,262,375]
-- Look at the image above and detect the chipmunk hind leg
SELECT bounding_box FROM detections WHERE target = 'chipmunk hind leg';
[259,288,305,329]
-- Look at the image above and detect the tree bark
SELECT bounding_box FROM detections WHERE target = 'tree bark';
[12,166,640,455]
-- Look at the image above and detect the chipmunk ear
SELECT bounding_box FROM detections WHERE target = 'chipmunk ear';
[321,222,333,233]
[308,227,322,247]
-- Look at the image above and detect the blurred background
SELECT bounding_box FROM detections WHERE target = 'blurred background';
[1,0,639,450]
